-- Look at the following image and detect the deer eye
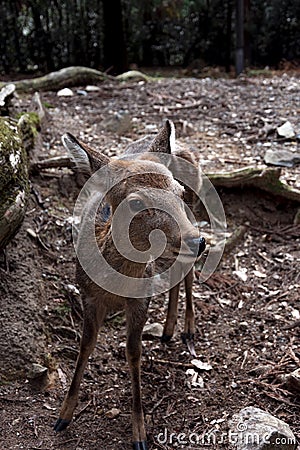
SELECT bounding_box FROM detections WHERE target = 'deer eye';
[128,199,145,212]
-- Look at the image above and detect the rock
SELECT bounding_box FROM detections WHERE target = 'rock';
[0,83,15,115]
[85,85,101,92]
[57,87,74,97]
[142,322,164,340]
[27,363,50,390]
[76,89,87,96]
[229,407,297,449]
[101,112,133,135]
[280,368,300,394]
[277,121,295,139]
[105,408,121,419]
[27,363,48,379]
[0,117,29,249]
[264,149,300,168]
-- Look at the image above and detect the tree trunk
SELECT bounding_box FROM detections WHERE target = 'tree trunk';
[225,0,233,72]
[235,0,244,75]
[103,0,128,74]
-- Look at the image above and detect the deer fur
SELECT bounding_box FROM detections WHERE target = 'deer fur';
[125,120,202,354]
[54,120,205,450]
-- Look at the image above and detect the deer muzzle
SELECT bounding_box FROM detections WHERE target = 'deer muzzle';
[185,236,206,258]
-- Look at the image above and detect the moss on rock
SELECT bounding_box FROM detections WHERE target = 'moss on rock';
[0,117,29,249]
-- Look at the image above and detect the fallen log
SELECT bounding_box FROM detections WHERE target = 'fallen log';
[30,155,73,173]
[30,157,300,203]
[115,70,154,82]
[207,166,300,202]
[0,66,115,93]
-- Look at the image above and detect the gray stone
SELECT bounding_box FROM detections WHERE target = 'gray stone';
[57,87,74,96]
[229,407,297,449]
[28,363,48,379]
[264,149,300,167]
[142,322,164,339]
[101,111,133,135]
[85,85,101,92]
[277,121,295,139]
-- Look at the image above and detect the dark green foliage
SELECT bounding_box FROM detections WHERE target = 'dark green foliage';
[0,0,299,74]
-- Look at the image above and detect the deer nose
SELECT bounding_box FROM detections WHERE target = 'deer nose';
[185,236,206,257]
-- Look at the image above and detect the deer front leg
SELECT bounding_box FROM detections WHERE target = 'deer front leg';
[54,300,105,432]
[126,299,149,450]
[181,268,196,356]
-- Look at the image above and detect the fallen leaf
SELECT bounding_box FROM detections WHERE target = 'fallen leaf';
[253,270,267,278]
[191,359,213,371]
[105,408,121,419]
[233,269,248,282]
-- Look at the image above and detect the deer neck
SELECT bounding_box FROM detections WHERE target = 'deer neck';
[97,224,148,279]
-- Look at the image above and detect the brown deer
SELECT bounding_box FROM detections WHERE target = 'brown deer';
[54,120,205,450]
[124,120,202,355]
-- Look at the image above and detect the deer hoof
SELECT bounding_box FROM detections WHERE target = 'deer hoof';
[161,333,172,343]
[132,441,148,450]
[181,332,197,357]
[53,418,71,432]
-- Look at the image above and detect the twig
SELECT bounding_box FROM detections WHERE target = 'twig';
[60,438,82,446]
[106,310,124,321]
[164,100,209,110]
[223,225,247,255]
[288,346,300,365]
[241,350,248,369]
[150,395,171,414]
[151,358,193,368]
[33,416,39,438]
[262,391,297,407]
[74,399,93,421]
[283,319,300,330]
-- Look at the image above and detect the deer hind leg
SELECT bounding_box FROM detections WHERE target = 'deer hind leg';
[181,268,196,356]
[162,282,180,343]
[54,298,106,432]
[126,299,149,450]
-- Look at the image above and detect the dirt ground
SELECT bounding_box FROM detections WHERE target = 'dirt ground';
[0,73,299,449]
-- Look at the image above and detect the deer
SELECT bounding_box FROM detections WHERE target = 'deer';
[124,120,202,356]
[54,120,206,450]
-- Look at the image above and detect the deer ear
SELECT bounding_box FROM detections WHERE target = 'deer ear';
[62,133,110,175]
[148,119,176,154]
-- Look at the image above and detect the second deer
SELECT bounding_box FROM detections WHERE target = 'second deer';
[54,120,205,449]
